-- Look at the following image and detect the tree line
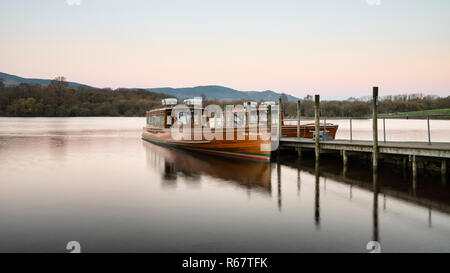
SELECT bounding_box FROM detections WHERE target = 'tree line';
[204,93,450,118]
[0,77,448,117]
[281,93,450,118]
[0,77,172,117]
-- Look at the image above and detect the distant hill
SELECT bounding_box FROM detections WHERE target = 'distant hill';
[0,72,299,102]
[147,85,299,102]
[0,72,92,89]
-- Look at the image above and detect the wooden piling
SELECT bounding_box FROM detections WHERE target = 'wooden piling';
[314,95,320,162]
[442,159,447,176]
[343,150,348,177]
[402,157,407,170]
[297,100,301,138]
[278,98,282,140]
[372,87,379,172]
[412,155,417,195]
[296,147,302,159]
[343,150,348,167]
[276,99,282,156]
[442,159,447,186]
[314,160,320,229]
[277,159,282,211]
[372,171,379,242]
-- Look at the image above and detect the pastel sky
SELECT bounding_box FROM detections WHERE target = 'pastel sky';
[0,0,449,99]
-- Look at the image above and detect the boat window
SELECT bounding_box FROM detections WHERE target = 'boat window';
[193,111,199,125]
[177,112,189,125]
[166,116,172,126]
[234,113,245,126]
[159,115,164,128]
[191,109,203,126]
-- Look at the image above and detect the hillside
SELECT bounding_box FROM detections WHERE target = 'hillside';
[147,85,299,102]
[1,72,299,102]
[0,72,92,89]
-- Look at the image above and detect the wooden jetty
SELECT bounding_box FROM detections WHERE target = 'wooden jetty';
[278,87,449,180]
[280,139,450,159]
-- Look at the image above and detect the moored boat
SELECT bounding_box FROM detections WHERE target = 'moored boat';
[142,98,272,162]
[142,98,339,161]
[281,122,339,139]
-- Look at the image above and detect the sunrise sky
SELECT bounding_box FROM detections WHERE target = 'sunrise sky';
[0,0,449,99]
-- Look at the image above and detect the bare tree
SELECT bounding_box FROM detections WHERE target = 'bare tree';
[50,76,69,90]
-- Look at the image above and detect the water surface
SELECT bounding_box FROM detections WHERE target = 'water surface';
[0,117,449,252]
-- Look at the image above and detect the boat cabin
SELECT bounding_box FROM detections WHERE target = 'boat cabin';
[146,97,204,129]
[145,97,277,129]
[146,108,172,128]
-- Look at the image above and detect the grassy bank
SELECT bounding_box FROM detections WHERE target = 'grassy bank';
[381,108,450,117]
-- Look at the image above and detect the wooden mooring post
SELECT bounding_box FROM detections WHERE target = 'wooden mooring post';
[297,100,301,138]
[314,95,320,162]
[314,160,320,229]
[372,87,379,172]
[412,155,418,194]
[343,150,348,167]
[343,150,348,178]
[442,159,447,186]
[442,159,447,176]
[412,155,417,177]
[372,171,379,242]
[402,157,408,170]
[277,159,282,211]
[296,100,302,159]
[277,98,282,157]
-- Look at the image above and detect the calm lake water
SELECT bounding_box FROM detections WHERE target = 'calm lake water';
[0,117,449,253]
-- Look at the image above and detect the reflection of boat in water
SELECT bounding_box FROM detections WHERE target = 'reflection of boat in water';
[143,141,272,193]
[142,98,272,162]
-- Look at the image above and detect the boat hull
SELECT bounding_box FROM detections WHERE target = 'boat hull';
[142,127,271,162]
[281,123,339,139]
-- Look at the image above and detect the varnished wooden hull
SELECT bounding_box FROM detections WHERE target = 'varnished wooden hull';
[282,123,338,139]
[142,126,271,162]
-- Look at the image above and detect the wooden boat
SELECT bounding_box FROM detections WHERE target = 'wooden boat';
[142,99,272,162]
[142,99,339,161]
[281,122,339,139]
